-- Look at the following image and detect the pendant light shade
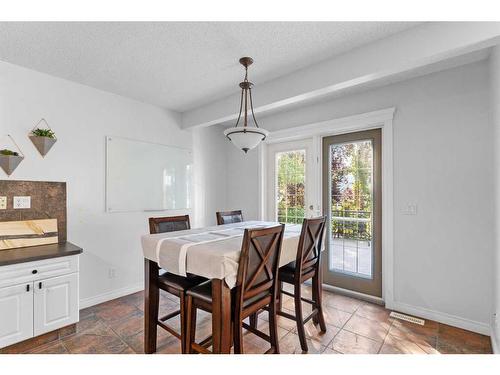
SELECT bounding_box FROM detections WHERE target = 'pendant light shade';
[224,127,269,153]
[224,57,268,153]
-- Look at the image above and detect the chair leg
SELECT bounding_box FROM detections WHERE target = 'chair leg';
[294,283,308,352]
[179,293,187,354]
[269,299,280,354]
[313,274,327,332]
[185,295,197,354]
[277,281,283,312]
[249,313,258,329]
[312,279,319,325]
[233,319,244,354]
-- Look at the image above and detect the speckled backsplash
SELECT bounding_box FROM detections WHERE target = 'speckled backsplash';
[0,180,67,242]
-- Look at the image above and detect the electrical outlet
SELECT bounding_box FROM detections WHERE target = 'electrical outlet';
[13,196,31,209]
[0,196,6,210]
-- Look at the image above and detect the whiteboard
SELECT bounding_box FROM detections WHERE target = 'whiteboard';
[105,136,193,212]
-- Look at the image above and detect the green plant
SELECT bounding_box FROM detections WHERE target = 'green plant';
[31,128,56,138]
[0,149,19,156]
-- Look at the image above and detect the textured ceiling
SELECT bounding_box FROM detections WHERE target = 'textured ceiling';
[0,22,421,112]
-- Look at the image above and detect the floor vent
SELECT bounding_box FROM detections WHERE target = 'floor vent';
[390,311,425,326]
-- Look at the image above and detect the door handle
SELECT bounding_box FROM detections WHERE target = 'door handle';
[38,282,42,289]
[26,284,30,292]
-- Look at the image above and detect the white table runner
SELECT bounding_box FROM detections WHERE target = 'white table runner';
[141,221,302,288]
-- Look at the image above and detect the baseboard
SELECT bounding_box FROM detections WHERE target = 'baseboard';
[79,282,144,309]
[388,300,490,336]
[321,283,384,306]
[491,327,500,354]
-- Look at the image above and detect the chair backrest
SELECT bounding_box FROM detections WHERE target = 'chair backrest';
[295,216,326,278]
[149,215,191,234]
[234,224,285,314]
[216,210,244,225]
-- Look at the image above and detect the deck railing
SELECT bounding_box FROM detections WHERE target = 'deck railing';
[331,209,372,241]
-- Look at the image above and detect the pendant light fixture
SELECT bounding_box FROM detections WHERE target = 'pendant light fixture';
[224,57,268,153]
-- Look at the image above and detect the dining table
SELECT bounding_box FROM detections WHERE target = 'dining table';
[141,220,304,354]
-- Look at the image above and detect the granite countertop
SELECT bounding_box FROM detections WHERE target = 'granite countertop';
[0,241,83,266]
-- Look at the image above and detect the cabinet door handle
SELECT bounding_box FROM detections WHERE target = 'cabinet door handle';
[26,284,30,292]
[38,282,42,289]
[32,269,38,274]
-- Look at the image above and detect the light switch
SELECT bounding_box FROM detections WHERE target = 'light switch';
[402,203,417,215]
[0,196,6,209]
[13,196,31,209]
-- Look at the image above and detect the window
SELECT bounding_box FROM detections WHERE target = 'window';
[275,150,306,224]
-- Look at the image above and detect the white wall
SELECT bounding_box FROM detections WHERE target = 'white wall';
[0,61,193,306]
[225,143,260,221]
[491,46,500,351]
[192,125,228,227]
[192,125,259,226]
[225,60,494,333]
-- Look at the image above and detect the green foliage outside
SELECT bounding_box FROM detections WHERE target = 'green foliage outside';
[275,142,373,241]
[276,151,305,224]
[277,207,305,224]
[331,141,372,241]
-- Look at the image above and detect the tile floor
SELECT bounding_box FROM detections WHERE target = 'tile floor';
[1,285,493,354]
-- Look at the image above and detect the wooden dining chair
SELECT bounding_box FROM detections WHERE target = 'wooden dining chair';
[251,216,327,352]
[278,216,327,351]
[148,215,207,353]
[216,210,244,225]
[185,224,285,354]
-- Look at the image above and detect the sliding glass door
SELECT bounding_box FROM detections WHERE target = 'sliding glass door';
[322,129,382,297]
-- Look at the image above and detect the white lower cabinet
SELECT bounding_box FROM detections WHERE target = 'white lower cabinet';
[0,255,80,349]
[0,283,34,348]
[34,273,79,336]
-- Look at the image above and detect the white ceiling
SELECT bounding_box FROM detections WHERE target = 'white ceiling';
[0,22,421,112]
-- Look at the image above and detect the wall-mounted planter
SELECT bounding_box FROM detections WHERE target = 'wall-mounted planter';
[0,135,24,176]
[29,135,57,157]
[0,154,24,176]
[29,118,57,157]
